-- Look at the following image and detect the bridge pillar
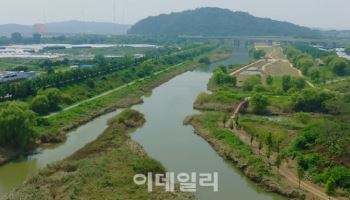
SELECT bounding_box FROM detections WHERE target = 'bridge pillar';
[233,39,240,48]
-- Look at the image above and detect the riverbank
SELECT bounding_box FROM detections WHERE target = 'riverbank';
[184,45,350,199]
[184,113,304,199]
[7,109,195,200]
[0,47,231,167]
[0,63,193,167]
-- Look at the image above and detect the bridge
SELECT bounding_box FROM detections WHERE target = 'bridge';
[181,35,350,48]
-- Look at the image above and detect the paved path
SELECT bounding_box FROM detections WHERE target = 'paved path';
[230,60,264,76]
[45,63,183,118]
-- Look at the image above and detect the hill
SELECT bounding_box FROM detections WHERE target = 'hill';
[128,7,319,37]
[0,24,33,36]
[0,21,131,36]
[45,20,130,35]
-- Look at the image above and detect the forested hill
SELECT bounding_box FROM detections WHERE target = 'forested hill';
[128,7,319,37]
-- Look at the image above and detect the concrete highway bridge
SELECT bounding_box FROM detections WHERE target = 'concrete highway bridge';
[181,35,350,48]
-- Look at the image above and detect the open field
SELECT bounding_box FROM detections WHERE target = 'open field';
[234,46,304,87]
[264,60,300,77]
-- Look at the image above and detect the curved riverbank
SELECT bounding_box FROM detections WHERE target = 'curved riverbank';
[184,114,304,199]
[130,48,285,200]
[0,49,230,197]
[7,109,195,200]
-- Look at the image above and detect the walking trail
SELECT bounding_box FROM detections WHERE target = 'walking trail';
[45,63,183,118]
[228,99,337,200]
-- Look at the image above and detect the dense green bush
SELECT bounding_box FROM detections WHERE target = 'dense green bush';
[212,67,236,87]
[292,88,335,113]
[250,49,266,60]
[316,167,350,189]
[30,95,50,115]
[198,56,211,64]
[0,102,37,148]
[251,93,270,114]
[243,75,261,91]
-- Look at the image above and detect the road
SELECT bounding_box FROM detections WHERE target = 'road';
[45,63,183,118]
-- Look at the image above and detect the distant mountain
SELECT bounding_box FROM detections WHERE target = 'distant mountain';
[0,21,131,36]
[321,30,350,38]
[0,24,33,36]
[128,7,320,37]
[45,21,131,35]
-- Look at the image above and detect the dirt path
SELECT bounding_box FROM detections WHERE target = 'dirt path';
[283,60,315,88]
[230,60,264,76]
[229,100,337,200]
[45,63,183,118]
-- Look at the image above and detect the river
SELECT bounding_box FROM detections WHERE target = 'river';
[0,47,284,200]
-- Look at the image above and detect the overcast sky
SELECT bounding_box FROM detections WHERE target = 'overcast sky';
[0,0,349,30]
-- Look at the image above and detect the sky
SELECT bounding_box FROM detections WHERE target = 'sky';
[0,0,349,30]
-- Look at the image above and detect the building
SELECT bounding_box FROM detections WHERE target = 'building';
[0,71,36,83]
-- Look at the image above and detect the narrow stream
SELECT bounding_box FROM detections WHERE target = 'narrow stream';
[131,48,284,200]
[0,47,284,199]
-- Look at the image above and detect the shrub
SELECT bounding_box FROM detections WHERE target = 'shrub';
[251,93,270,114]
[198,56,211,64]
[295,112,310,124]
[0,102,37,148]
[243,75,261,91]
[31,95,50,115]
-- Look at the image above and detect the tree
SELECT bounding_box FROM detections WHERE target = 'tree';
[251,93,270,114]
[266,132,273,147]
[212,69,236,87]
[258,140,263,155]
[291,77,306,90]
[32,33,42,44]
[329,57,348,76]
[198,56,211,64]
[266,75,273,85]
[11,32,23,43]
[325,176,336,199]
[243,75,261,91]
[282,75,292,92]
[86,79,95,88]
[40,88,63,111]
[250,49,266,60]
[266,146,272,164]
[296,57,314,75]
[275,153,282,174]
[297,165,305,189]
[308,67,321,82]
[0,102,37,148]
[292,89,335,113]
[94,54,106,66]
[30,95,50,115]
[250,133,255,146]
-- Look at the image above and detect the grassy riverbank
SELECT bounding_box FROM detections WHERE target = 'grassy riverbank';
[38,47,231,141]
[187,45,350,199]
[184,113,302,199]
[0,44,231,166]
[7,109,194,200]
